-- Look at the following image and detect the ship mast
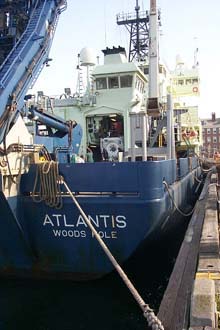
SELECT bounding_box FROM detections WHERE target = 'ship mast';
[116,0,149,62]
[147,0,161,117]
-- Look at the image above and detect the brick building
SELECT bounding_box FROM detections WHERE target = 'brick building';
[201,112,220,156]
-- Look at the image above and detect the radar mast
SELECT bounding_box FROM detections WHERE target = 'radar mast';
[116,0,150,62]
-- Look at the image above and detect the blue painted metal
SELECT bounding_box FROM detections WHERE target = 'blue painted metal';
[0,0,67,143]
[28,107,70,134]
[179,158,189,178]
[0,1,203,281]
[32,124,83,155]
[16,159,201,279]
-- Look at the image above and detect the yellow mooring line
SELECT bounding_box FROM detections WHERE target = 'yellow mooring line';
[196,272,220,280]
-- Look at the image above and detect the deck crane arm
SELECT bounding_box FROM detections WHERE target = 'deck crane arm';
[0,0,67,145]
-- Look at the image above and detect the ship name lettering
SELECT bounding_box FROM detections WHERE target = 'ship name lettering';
[115,215,126,228]
[43,214,127,229]
[43,214,75,227]
[76,215,87,227]
[76,214,127,229]
[43,214,55,226]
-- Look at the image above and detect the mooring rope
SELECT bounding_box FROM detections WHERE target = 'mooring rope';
[32,161,62,209]
[31,161,164,329]
[201,166,213,173]
[193,174,202,183]
[163,180,196,217]
[59,176,164,330]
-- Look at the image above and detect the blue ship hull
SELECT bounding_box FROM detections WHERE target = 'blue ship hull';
[0,158,201,280]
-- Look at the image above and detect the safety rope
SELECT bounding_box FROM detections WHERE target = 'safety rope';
[163,180,196,217]
[193,174,202,184]
[32,161,62,209]
[59,176,164,330]
[201,166,213,173]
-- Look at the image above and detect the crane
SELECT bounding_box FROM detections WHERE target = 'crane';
[0,0,69,145]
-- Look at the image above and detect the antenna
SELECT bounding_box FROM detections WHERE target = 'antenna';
[193,38,199,68]
[116,0,150,62]
[75,53,84,97]
[104,3,107,47]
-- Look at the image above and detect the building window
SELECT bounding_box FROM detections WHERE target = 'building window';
[108,76,119,89]
[207,137,211,143]
[213,137,217,143]
[192,78,198,84]
[178,79,184,85]
[120,75,133,88]
[96,78,107,90]
[213,128,217,134]
[207,128,211,134]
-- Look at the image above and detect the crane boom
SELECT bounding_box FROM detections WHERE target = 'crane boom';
[0,0,67,143]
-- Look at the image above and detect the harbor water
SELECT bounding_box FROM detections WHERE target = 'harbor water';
[0,216,189,330]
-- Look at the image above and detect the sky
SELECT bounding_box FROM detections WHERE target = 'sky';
[31,0,220,119]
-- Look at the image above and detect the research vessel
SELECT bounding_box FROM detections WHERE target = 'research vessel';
[0,0,202,280]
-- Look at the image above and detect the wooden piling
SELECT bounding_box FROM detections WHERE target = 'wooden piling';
[158,171,214,329]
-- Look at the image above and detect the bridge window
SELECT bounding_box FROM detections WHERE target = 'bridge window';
[135,76,144,92]
[108,76,119,89]
[96,78,107,90]
[120,75,133,88]
[144,67,149,75]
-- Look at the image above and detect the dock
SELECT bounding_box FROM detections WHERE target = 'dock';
[158,166,220,330]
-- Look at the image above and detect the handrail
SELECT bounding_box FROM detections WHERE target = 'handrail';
[0,0,65,90]
[58,0,67,12]
[0,0,41,74]
[0,0,66,144]
[0,0,48,88]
